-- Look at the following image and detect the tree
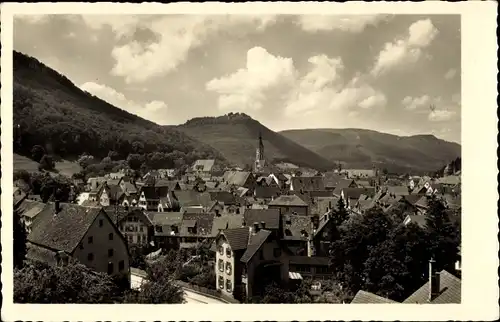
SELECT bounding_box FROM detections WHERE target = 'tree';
[14,208,28,269]
[31,145,45,163]
[331,198,349,227]
[14,169,31,184]
[77,154,94,169]
[108,150,120,161]
[39,154,55,171]
[127,154,144,171]
[14,260,119,303]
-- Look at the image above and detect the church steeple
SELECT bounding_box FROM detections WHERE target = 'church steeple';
[257,131,264,161]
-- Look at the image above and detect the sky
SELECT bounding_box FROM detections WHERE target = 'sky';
[14,14,461,143]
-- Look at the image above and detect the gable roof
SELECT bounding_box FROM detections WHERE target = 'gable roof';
[403,270,461,304]
[27,203,103,254]
[179,212,215,237]
[268,194,308,207]
[240,229,272,263]
[211,214,245,236]
[173,190,212,208]
[223,171,252,187]
[254,186,281,199]
[291,176,325,191]
[386,185,410,197]
[243,208,280,230]
[209,191,242,205]
[351,290,399,304]
[282,214,313,240]
[322,172,344,188]
[192,159,215,172]
[17,199,46,219]
[309,196,339,216]
[340,187,376,200]
[221,227,250,250]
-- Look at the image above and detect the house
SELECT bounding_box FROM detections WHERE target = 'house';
[13,186,27,208]
[16,199,45,234]
[138,181,175,211]
[268,172,288,189]
[215,223,291,301]
[322,172,345,191]
[351,290,399,304]
[437,175,461,187]
[86,176,107,192]
[178,212,216,249]
[149,211,184,249]
[343,169,377,179]
[288,256,333,281]
[290,176,325,192]
[223,171,256,189]
[26,202,130,279]
[173,190,213,211]
[403,214,427,229]
[211,214,245,237]
[253,186,281,204]
[191,159,216,179]
[335,187,376,209]
[105,206,154,246]
[268,194,309,216]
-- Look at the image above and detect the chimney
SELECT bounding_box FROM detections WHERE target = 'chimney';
[252,222,260,234]
[428,258,440,301]
[260,221,266,229]
[55,200,61,214]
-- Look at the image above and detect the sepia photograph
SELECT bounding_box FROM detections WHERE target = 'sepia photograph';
[1,2,498,322]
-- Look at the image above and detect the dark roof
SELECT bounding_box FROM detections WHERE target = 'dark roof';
[103,206,149,225]
[221,227,250,250]
[403,214,427,229]
[223,171,252,187]
[269,194,308,207]
[17,199,46,219]
[403,194,423,205]
[209,191,242,205]
[322,173,344,188]
[174,191,212,208]
[28,203,103,254]
[403,270,461,304]
[26,242,59,266]
[211,215,244,236]
[309,196,339,216]
[254,186,281,199]
[386,185,410,197]
[240,229,272,263]
[291,176,325,191]
[341,187,376,200]
[351,290,399,304]
[282,215,313,240]
[141,185,170,199]
[243,209,280,230]
[148,212,184,236]
[179,213,215,237]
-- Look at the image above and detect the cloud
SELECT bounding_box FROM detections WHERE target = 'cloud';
[371,18,438,76]
[80,81,169,124]
[15,14,50,24]
[297,14,390,33]
[444,68,457,80]
[206,46,296,112]
[359,92,387,109]
[428,109,455,122]
[402,95,431,110]
[78,15,277,83]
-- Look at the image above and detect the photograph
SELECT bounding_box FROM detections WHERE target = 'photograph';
[1,2,498,322]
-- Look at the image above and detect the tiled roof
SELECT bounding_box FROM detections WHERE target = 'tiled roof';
[403,214,427,229]
[386,185,410,197]
[240,229,272,263]
[243,209,280,230]
[192,159,215,172]
[17,199,45,219]
[289,256,330,266]
[342,187,376,200]
[28,203,103,254]
[179,213,215,237]
[309,197,339,216]
[322,172,344,188]
[437,175,460,186]
[148,211,184,226]
[403,194,423,205]
[26,242,59,266]
[211,214,244,237]
[141,186,170,200]
[351,290,399,304]
[289,191,313,206]
[254,186,281,199]
[345,169,376,178]
[209,191,242,205]
[282,214,313,240]
[223,171,252,187]
[269,194,308,207]
[221,227,250,250]
[309,190,334,198]
[291,176,325,191]
[403,270,461,304]
[173,191,212,208]
[13,188,27,206]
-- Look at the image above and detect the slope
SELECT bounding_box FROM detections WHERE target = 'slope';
[12,51,226,168]
[280,128,461,174]
[175,113,335,171]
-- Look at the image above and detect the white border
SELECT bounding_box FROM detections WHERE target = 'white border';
[1,2,498,321]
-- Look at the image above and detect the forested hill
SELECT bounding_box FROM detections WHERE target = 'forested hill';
[13,51,227,167]
[280,128,461,174]
[175,113,336,171]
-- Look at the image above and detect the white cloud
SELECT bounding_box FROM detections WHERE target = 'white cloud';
[372,19,438,76]
[402,95,431,110]
[206,46,296,112]
[78,15,276,83]
[80,82,169,124]
[444,68,457,80]
[297,14,390,33]
[359,92,387,109]
[428,109,455,122]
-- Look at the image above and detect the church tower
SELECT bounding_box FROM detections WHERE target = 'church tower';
[254,132,266,172]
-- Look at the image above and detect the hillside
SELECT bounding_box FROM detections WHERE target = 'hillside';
[280,128,461,174]
[175,113,335,171]
[14,153,82,177]
[13,51,227,169]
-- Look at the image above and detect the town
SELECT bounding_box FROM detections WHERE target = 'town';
[13,132,462,304]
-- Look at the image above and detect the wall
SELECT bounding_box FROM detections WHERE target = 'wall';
[118,215,150,245]
[73,210,130,277]
[215,236,235,298]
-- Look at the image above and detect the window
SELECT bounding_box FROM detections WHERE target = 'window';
[226,279,232,292]
[218,276,224,289]
[140,226,144,232]
[108,233,113,240]
[226,248,232,258]
[273,248,282,258]
[259,250,264,260]
[108,249,114,258]
[79,243,84,250]
[99,219,103,227]
[119,260,125,271]
[218,246,224,255]
[107,262,114,274]
[88,236,93,244]
[218,259,224,272]
[225,262,232,275]
[87,253,94,261]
